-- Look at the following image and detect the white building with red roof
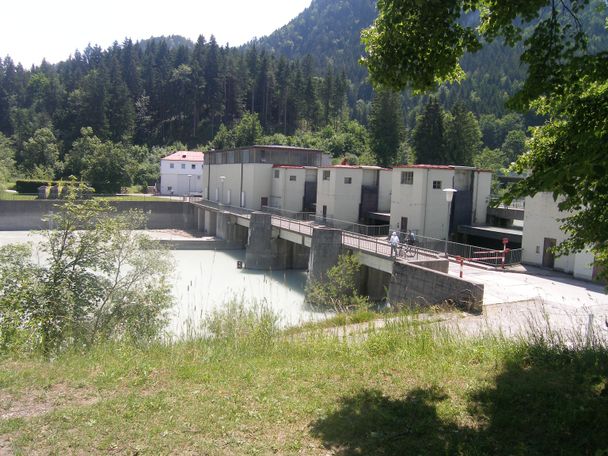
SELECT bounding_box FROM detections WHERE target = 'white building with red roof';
[160,151,204,195]
[390,165,492,240]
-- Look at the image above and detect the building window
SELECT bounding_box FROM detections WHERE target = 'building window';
[274,170,280,178]
[289,175,297,181]
[401,171,414,185]
[167,186,172,191]
[432,180,442,189]
[344,177,352,184]
[323,170,330,180]
[191,164,196,169]
[169,163,174,169]
[181,164,186,169]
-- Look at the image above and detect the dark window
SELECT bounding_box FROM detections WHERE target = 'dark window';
[169,163,174,169]
[274,170,280,178]
[344,177,352,184]
[323,170,330,180]
[289,175,296,181]
[401,171,413,185]
[191,164,196,169]
[432,180,442,189]
[181,163,186,169]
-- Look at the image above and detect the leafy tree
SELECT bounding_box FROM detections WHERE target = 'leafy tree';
[412,99,447,164]
[444,101,481,166]
[500,129,527,164]
[305,253,369,312]
[233,112,263,147]
[368,89,404,167]
[64,127,102,177]
[0,133,15,190]
[362,0,608,279]
[22,127,61,175]
[0,187,172,354]
[473,147,507,173]
[82,141,130,193]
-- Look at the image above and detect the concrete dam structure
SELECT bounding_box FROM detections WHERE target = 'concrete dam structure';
[0,199,484,311]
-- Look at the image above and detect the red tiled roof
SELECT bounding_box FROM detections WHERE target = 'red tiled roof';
[393,164,454,170]
[162,151,205,162]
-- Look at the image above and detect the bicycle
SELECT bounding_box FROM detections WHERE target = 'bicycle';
[398,241,418,259]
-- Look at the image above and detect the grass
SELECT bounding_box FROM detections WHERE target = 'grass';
[1,309,607,455]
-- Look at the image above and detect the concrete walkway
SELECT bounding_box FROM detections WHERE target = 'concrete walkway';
[446,262,608,342]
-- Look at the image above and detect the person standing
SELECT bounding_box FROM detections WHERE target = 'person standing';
[390,231,400,257]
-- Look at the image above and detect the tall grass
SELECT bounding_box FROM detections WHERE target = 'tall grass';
[1,304,606,455]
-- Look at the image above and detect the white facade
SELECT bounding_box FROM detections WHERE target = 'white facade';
[203,163,274,210]
[270,166,317,213]
[315,166,392,222]
[389,165,492,239]
[160,151,204,195]
[522,192,596,280]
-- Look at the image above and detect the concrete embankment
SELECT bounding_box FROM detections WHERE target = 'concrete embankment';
[0,200,196,231]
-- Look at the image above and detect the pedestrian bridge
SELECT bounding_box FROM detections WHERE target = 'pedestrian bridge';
[190,199,485,310]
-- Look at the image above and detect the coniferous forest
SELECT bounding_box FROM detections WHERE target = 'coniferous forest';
[0,0,606,192]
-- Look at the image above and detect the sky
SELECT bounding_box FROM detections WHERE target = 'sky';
[1,0,313,68]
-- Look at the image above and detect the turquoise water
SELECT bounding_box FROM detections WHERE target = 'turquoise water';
[0,232,325,338]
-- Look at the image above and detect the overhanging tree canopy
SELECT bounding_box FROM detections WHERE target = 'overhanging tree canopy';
[362,0,608,279]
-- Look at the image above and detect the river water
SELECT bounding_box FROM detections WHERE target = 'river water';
[0,232,327,338]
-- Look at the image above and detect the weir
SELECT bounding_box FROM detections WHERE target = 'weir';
[0,199,485,309]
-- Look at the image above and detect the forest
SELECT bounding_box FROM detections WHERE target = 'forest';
[0,0,605,192]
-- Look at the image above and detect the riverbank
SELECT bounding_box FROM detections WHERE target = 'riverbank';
[1,310,606,455]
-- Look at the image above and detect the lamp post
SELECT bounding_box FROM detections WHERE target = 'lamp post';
[187,174,192,199]
[443,188,457,257]
[219,175,226,205]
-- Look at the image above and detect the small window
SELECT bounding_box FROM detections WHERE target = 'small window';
[191,164,196,169]
[274,170,280,178]
[401,171,414,185]
[167,186,172,191]
[432,180,442,189]
[169,163,174,169]
[181,164,186,169]
[289,175,297,181]
[323,170,330,180]
[344,177,352,184]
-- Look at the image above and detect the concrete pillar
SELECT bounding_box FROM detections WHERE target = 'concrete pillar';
[197,208,205,233]
[245,212,275,270]
[291,243,310,270]
[308,227,342,282]
[362,266,391,302]
[205,210,217,236]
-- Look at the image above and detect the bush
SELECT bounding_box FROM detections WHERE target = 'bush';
[306,253,370,312]
[0,187,173,355]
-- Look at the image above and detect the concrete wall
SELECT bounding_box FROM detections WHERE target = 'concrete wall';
[473,171,492,225]
[388,261,483,313]
[204,163,274,210]
[0,200,197,231]
[378,169,392,212]
[522,192,594,279]
[270,167,307,212]
[316,167,363,222]
[390,168,455,238]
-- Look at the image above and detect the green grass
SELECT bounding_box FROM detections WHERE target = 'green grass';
[1,312,607,455]
[0,190,37,200]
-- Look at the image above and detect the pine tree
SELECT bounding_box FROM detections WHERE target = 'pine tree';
[368,89,404,167]
[412,98,447,164]
[444,101,481,166]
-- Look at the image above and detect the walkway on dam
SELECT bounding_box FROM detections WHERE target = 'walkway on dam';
[191,199,442,263]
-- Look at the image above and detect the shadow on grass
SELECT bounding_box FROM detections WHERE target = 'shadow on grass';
[310,345,608,455]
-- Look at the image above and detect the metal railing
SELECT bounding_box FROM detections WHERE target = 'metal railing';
[0,191,191,202]
[400,231,523,266]
[192,199,523,266]
[261,206,314,221]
